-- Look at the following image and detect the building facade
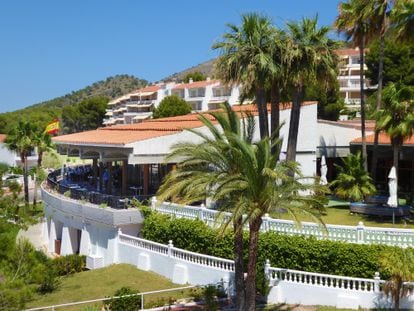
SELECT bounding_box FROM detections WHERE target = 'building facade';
[103,79,241,126]
[336,48,374,109]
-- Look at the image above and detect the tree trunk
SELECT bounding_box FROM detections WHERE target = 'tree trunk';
[233,216,245,311]
[270,82,280,155]
[256,88,269,139]
[371,33,385,180]
[33,152,42,206]
[286,86,303,163]
[395,279,402,311]
[22,154,29,212]
[245,216,262,311]
[393,143,399,180]
[359,42,368,172]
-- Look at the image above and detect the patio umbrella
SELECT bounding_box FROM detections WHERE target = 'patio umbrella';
[320,156,328,185]
[387,166,398,224]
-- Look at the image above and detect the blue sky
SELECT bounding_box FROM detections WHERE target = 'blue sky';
[0,1,341,113]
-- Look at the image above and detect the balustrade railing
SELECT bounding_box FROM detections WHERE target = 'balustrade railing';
[265,261,379,293]
[152,198,414,248]
[118,233,235,272]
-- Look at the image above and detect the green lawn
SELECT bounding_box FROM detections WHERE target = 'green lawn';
[26,264,197,310]
[272,199,414,229]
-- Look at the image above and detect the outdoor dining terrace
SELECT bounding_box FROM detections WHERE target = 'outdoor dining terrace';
[46,165,162,209]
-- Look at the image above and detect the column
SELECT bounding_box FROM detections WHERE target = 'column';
[143,164,149,196]
[99,162,104,192]
[61,225,73,255]
[107,161,113,195]
[48,218,56,254]
[122,160,128,196]
[79,225,91,256]
[92,158,98,186]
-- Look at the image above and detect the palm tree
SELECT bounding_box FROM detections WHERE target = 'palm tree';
[330,152,376,202]
[379,247,414,311]
[5,121,36,207]
[285,16,338,163]
[32,129,53,205]
[375,83,414,178]
[369,0,393,179]
[157,103,326,311]
[335,0,377,171]
[391,0,414,43]
[0,162,9,189]
[213,13,276,139]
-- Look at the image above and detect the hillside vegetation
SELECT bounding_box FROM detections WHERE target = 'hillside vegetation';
[0,75,148,134]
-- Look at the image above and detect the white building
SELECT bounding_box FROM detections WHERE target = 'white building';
[336,48,374,109]
[103,79,241,125]
[0,134,37,168]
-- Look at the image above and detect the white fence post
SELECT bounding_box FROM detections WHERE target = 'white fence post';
[151,196,157,210]
[264,259,271,280]
[200,203,205,222]
[168,240,173,257]
[357,221,365,244]
[262,213,270,232]
[374,271,380,292]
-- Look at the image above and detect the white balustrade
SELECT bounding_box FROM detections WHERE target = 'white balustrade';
[266,265,377,293]
[118,233,234,271]
[152,198,414,248]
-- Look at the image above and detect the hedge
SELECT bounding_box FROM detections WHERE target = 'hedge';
[141,212,394,280]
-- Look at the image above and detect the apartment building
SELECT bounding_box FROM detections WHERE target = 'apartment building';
[103,79,240,125]
[336,48,374,109]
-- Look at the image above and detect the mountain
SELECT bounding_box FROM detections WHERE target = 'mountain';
[0,75,148,133]
[162,59,216,82]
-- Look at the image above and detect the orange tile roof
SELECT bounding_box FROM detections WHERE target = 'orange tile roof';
[335,48,369,57]
[0,134,6,143]
[172,80,219,90]
[133,85,160,93]
[351,133,414,146]
[54,101,317,146]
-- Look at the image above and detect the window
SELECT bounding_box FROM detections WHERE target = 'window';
[189,88,205,98]
[213,87,231,97]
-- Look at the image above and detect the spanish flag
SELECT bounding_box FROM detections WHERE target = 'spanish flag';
[45,119,60,135]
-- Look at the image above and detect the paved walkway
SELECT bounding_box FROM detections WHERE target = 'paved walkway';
[16,221,53,257]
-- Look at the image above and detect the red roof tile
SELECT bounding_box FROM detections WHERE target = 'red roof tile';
[351,132,414,146]
[0,134,6,143]
[54,102,317,146]
[335,48,369,57]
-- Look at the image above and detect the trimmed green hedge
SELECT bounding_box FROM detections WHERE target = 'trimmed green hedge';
[142,212,393,280]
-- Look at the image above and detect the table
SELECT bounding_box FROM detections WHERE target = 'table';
[129,186,143,196]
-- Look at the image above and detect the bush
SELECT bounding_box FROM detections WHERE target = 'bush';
[52,254,86,276]
[104,287,141,311]
[142,212,392,283]
[152,95,192,119]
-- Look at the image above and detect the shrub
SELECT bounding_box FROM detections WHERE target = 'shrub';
[152,95,192,119]
[52,254,86,276]
[142,212,393,287]
[104,287,141,311]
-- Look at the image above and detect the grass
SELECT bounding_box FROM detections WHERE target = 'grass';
[26,264,198,310]
[272,199,414,229]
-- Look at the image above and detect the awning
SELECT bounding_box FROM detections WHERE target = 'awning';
[126,103,154,108]
[133,115,151,121]
[131,91,156,97]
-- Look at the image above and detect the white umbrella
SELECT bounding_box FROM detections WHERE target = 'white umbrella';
[387,166,398,225]
[320,156,328,185]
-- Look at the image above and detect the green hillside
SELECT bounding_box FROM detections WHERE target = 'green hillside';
[0,75,148,133]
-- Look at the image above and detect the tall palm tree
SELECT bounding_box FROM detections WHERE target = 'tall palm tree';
[32,129,53,205]
[375,83,414,178]
[391,0,414,43]
[157,103,326,311]
[5,121,36,207]
[213,13,276,139]
[285,16,338,163]
[369,0,393,179]
[379,247,414,311]
[335,0,377,171]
